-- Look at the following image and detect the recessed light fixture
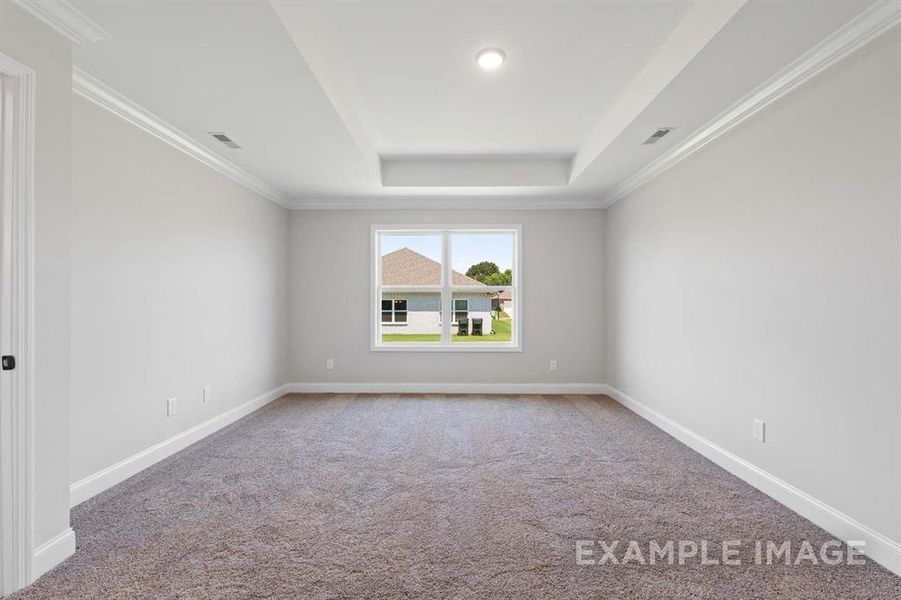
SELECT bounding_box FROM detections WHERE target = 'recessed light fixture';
[476,48,505,70]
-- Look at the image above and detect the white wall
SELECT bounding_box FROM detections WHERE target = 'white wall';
[1,1,75,551]
[287,210,605,386]
[70,96,289,485]
[605,32,900,549]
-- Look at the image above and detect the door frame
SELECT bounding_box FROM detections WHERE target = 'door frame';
[0,52,35,595]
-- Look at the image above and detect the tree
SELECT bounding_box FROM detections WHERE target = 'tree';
[482,270,512,286]
[466,261,499,282]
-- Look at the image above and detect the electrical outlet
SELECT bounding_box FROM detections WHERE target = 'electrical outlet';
[166,397,177,417]
[202,385,212,404]
[326,358,335,370]
[753,418,766,443]
[549,359,558,372]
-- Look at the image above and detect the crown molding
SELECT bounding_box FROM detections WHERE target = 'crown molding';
[602,0,901,209]
[73,67,289,208]
[13,0,110,44]
[285,196,605,210]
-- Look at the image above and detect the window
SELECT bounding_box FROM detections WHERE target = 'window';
[381,299,407,323]
[372,226,521,351]
[453,299,468,324]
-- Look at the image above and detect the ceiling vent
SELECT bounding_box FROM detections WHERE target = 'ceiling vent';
[210,132,241,149]
[643,128,674,145]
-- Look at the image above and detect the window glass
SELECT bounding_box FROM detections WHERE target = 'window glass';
[374,227,518,349]
[379,291,440,343]
[450,232,515,287]
[394,299,408,323]
[453,299,468,324]
[452,290,514,343]
[379,233,443,286]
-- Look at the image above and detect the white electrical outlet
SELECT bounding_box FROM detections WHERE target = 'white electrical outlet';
[753,418,766,443]
[326,358,335,370]
[202,385,212,404]
[549,359,558,372]
[166,397,177,417]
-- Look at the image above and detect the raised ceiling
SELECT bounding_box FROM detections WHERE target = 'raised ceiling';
[272,0,693,156]
[68,0,884,206]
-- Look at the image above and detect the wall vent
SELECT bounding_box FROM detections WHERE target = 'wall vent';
[210,132,241,149]
[642,128,674,145]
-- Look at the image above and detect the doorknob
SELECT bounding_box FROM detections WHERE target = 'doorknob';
[2,356,15,370]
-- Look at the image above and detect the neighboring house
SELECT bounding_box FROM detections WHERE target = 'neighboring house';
[491,289,513,316]
[381,248,493,335]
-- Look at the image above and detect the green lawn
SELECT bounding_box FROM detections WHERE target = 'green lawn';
[382,317,512,343]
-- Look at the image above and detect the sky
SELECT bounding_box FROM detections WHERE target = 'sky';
[381,232,514,274]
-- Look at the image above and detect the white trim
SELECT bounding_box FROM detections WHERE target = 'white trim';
[0,53,36,595]
[370,344,522,353]
[286,196,605,210]
[30,528,75,582]
[12,0,109,44]
[603,384,901,576]
[371,225,521,351]
[602,0,901,208]
[69,384,288,507]
[286,383,606,395]
[71,68,289,209]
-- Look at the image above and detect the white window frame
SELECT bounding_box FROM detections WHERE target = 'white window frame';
[371,225,522,352]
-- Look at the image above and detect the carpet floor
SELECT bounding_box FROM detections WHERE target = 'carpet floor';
[12,394,900,599]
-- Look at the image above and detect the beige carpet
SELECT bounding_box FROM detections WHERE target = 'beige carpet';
[13,394,900,598]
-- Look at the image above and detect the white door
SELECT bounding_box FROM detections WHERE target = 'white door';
[0,56,34,594]
[0,70,15,596]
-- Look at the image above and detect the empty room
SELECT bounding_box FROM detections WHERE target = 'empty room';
[1,0,899,597]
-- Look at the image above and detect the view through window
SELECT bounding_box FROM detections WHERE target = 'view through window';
[373,227,520,350]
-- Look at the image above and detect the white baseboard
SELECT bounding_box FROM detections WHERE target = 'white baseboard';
[69,384,288,507]
[31,527,76,582]
[603,384,901,577]
[285,382,607,395]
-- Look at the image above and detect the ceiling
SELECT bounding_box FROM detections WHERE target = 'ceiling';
[271,1,692,156]
[69,0,878,206]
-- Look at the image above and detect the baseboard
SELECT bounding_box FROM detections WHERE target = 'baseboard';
[69,384,288,507]
[31,527,76,582]
[603,384,901,577]
[285,382,607,395]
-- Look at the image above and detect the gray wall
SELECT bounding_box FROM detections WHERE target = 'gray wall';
[605,34,900,544]
[70,96,289,484]
[288,209,605,384]
[1,2,74,549]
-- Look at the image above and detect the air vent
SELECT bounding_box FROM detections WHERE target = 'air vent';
[643,128,674,145]
[210,132,241,149]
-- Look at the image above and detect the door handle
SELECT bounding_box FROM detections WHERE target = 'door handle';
[2,355,15,370]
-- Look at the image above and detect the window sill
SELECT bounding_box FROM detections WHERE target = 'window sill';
[371,344,522,353]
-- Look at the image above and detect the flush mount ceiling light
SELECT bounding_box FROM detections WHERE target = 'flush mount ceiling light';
[476,48,505,70]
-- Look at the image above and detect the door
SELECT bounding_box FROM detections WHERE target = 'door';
[0,70,16,597]
[0,53,35,595]
[0,70,14,596]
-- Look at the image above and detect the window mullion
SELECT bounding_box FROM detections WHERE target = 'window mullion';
[441,231,451,344]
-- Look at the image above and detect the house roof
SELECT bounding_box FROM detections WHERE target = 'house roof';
[381,247,484,286]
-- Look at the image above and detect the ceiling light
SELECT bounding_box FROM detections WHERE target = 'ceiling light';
[476,48,505,70]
